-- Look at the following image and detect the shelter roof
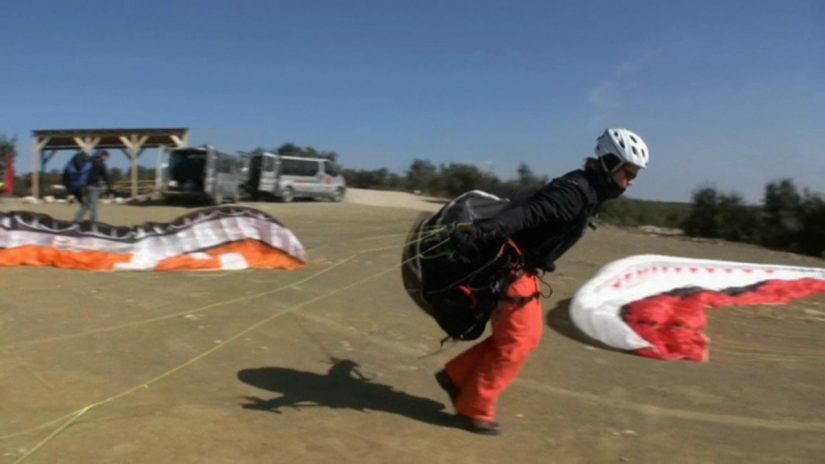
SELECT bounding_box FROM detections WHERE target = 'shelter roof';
[32,128,189,150]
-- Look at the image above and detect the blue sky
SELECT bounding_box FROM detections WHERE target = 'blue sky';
[1,0,822,203]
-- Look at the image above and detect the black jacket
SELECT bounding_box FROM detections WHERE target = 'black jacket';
[86,155,111,189]
[488,168,613,271]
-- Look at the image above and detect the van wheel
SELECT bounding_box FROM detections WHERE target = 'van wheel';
[280,187,294,203]
[331,187,345,202]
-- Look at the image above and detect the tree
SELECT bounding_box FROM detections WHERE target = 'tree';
[0,136,14,159]
[682,186,721,237]
[761,179,802,250]
[343,168,402,190]
[496,162,547,200]
[274,143,339,161]
[0,136,15,195]
[516,163,539,186]
[798,190,825,257]
[109,167,125,183]
[276,143,301,157]
[405,159,437,193]
[715,192,760,242]
[437,163,499,198]
[682,186,760,241]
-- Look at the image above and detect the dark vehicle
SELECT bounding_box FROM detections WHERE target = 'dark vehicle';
[157,146,242,204]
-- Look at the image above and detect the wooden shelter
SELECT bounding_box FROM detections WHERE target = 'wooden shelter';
[31,128,189,198]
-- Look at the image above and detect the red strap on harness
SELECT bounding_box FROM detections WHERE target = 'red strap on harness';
[456,285,478,309]
[497,238,524,258]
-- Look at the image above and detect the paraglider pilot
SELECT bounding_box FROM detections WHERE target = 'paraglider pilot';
[437,128,651,435]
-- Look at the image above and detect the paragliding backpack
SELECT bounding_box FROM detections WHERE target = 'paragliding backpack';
[401,190,524,342]
[63,154,93,193]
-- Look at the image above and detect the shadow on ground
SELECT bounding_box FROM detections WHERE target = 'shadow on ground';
[238,358,458,429]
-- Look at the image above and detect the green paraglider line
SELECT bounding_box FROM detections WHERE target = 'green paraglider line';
[1,228,451,464]
[0,226,449,351]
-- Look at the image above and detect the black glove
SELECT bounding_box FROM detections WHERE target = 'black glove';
[450,220,506,262]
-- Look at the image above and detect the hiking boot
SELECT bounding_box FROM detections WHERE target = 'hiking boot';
[434,370,460,405]
[456,415,502,436]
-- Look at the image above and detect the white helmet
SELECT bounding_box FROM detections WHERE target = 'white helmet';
[595,128,650,169]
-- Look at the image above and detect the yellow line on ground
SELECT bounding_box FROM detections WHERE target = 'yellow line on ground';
[3,236,450,463]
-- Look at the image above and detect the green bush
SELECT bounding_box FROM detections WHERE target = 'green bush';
[681,180,824,258]
[600,196,690,229]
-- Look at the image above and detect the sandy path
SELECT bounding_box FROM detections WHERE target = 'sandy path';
[343,188,444,211]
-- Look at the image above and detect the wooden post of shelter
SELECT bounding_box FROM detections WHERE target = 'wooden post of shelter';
[120,134,149,198]
[30,128,189,198]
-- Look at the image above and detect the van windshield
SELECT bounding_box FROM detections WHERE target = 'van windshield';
[324,160,342,176]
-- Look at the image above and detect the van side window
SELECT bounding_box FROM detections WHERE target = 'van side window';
[324,160,341,176]
[281,159,319,176]
[263,156,275,171]
[217,156,233,173]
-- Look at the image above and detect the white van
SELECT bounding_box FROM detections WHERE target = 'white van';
[156,146,242,204]
[246,152,346,202]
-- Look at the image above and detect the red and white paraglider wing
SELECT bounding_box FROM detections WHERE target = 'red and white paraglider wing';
[570,255,825,361]
[0,206,306,272]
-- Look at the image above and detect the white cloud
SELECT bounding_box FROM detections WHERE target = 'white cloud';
[587,48,662,111]
[588,80,618,109]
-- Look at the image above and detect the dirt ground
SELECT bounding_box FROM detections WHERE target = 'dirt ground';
[1,191,824,464]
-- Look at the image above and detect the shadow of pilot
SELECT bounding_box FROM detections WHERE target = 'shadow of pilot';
[238,359,454,427]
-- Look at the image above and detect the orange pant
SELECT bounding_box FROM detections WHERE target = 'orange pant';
[444,272,543,422]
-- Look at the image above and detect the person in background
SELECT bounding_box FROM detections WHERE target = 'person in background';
[437,128,651,435]
[62,151,89,204]
[74,150,112,223]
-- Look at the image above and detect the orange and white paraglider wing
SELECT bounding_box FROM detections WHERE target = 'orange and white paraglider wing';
[0,206,306,271]
[570,255,825,361]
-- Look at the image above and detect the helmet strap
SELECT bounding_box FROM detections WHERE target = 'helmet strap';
[599,153,623,174]
[598,156,627,198]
